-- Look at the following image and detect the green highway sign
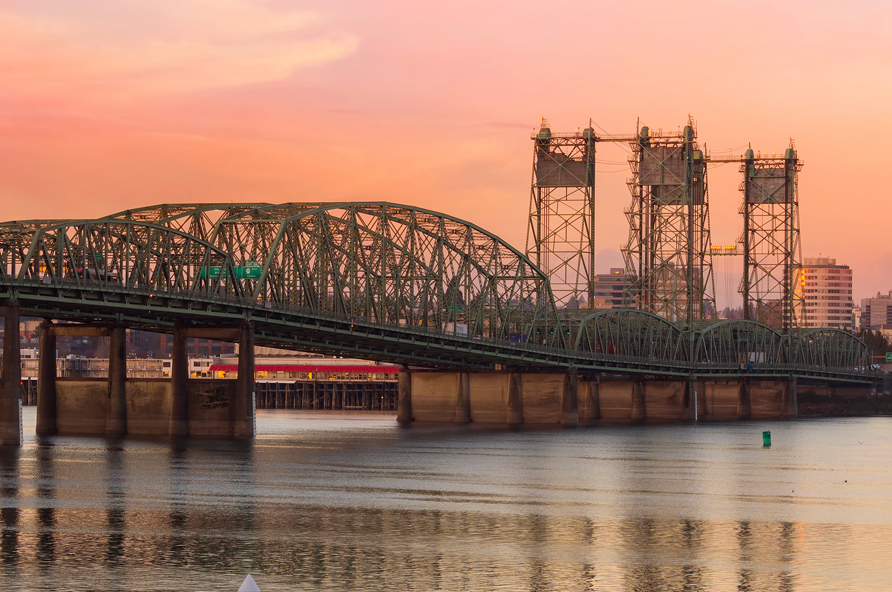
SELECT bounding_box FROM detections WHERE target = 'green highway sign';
[234,262,262,280]
[200,266,222,279]
[887,352,892,362]
[200,262,262,280]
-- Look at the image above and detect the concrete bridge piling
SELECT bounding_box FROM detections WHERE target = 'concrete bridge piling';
[399,371,805,426]
[37,320,57,435]
[0,303,22,446]
[9,319,258,443]
[0,309,877,445]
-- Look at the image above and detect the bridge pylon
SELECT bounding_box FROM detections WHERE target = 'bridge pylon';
[526,118,596,310]
[739,143,804,330]
[0,302,22,446]
[621,119,716,326]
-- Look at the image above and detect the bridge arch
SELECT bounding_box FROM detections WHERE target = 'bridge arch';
[14,219,240,299]
[211,202,564,346]
[695,320,787,368]
[794,328,870,370]
[574,308,688,363]
[108,203,276,244]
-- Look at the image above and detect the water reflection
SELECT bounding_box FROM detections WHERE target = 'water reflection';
[35,441,54,567]
[0,411,886,590]
[0,449,18,569]
[105,443,125,566]
[167,443,187,566]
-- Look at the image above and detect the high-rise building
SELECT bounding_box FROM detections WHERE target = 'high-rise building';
[860,291,892,329]
[796,257,853,330]
[589,268,634,309]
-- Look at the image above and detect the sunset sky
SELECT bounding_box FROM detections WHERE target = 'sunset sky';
[0,0,889,305]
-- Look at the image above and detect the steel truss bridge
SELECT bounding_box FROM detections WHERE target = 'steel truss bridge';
[0,203,877,385]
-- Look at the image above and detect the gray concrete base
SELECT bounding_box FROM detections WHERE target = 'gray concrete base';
[55,378,251,437]
[406,371,810,425]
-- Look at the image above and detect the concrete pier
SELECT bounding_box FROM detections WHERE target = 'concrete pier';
[0,304,22,446]
[105,325,128,437]
[560,373,578,426]
[233,323,255,438]
[737,380,751,419]
[579,380,600,424]
[29,322,257,440]
[641,381,686,420]
[784,378,798,418]
[36,320,57,436]
[403,371,807,426]
[53,378,242,437]
[630,381,646,421]
[519,373,559,423]
[397,369,412,424]
[506,372,523,425]
[168,324,189,437]
[455,372,471,424]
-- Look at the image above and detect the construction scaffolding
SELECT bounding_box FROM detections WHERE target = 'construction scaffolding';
[621,121,716,326]
[739,144,804,330]
[526,119,596,309]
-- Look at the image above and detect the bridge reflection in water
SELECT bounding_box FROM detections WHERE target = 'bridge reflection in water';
[0,203,881,444]
[0,410,888,591]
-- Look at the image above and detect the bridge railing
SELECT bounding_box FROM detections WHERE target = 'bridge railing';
[0,272,881,380]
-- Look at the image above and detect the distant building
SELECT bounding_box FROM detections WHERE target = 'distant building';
[590,268,633,309]
[852,305,862,333]
[878,325,892,342]
[861,290,892,329]
[796,257,853,330]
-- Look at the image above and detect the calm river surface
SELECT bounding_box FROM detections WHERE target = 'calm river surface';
[1,409,891,591]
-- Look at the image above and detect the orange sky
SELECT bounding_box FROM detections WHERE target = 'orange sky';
[0,0,889,304]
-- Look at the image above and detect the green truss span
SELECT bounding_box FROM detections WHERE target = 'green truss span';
[0,202,877,384]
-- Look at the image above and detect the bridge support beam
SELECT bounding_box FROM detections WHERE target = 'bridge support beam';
[0,304,22,446]
[397,369,412,425]
[682,380,701,421]
[561,373,578,426]
[784,378,798,418]
[630,381,646,421]
[454,372,470,424]
[737,380,751,420]
[233,323,255,438]
[506,372,523,425]
[579,379,599,424]
[37,320,57,436]
[169,324,189,437]
[106,325,127,437]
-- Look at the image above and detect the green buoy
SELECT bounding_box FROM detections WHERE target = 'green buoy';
[762,431,771,447]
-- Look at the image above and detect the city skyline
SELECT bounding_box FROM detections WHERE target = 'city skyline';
[0,0,888,302]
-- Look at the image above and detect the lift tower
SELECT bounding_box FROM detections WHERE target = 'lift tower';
[622,122,716,325]
[740,144,803,330]
[526,119,596,309]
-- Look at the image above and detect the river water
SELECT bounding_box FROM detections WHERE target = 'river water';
[0,408,891,591]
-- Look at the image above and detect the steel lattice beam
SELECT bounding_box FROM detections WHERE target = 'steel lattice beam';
[526,121,596,309]
[622,122,716,326]
[740,146,804,330]
[0,202,878,385]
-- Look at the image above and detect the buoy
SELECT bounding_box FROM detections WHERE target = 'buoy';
[239,575,261,592]
[762,431,771,447]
